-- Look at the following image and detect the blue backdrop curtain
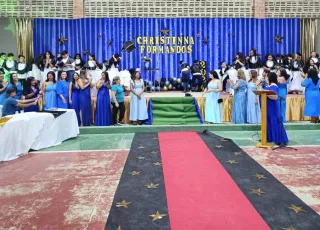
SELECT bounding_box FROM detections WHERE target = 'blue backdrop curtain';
[34,18,300,80]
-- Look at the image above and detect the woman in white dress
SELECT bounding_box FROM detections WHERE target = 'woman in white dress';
[289,53,304,94]
[83,54,100,84]
[28,54,43,82]
[41,51,56,84]
[107,54,122,84]
[129,70,148,125]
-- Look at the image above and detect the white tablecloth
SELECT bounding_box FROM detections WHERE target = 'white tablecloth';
[0,109,79,162]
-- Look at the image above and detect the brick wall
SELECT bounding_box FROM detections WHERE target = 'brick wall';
[73,0,84,19]
[253,0,266,18]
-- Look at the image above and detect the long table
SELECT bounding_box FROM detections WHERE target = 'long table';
[0,109,79,162]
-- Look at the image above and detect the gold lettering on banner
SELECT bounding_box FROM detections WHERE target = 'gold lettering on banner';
[200,61,207,92]
[136,36,195,54]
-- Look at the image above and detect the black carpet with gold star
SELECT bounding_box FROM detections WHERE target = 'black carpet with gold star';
[199,131,320,229]
[106,131,320,230]
[105,133,170,230]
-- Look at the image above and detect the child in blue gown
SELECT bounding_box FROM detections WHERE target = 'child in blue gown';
[42,71,57,110]
[247,71,261,124]
[56,71,69,109]
[204,71,222,123]
[95,72,111,126]
[301,69,320,123]
[263,72,288,145]
[69,72,81,126]
[229,70,247,124]
[23,77,40,112]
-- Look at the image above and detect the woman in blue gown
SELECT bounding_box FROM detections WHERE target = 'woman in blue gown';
[204,70,222,123]
[301,69,320,123]
[42,71,57,110]
[78,70,92,126]
[247,70,261,124]
[229,69,247,124]
[23,77,41,112]
[262,72,288,145]
[7,73,23,100]
[56,71,69,109]
[277,70,290,123]
[129,70,148,125]
[95,71,111,126]
[69,72,81,126]
[0,72,8,105]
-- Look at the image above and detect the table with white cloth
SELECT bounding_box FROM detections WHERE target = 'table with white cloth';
[0,109,79,162]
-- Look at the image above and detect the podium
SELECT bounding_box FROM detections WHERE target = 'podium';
[253,90,277,149]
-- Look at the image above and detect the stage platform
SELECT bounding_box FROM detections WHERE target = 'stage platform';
[103,92,309,124]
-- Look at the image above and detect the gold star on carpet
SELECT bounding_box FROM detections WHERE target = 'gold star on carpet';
[151,151,158,154]
[234,152,242,156]
[117,226,121,230]
[196,33,201,37]
[216,145,223,148]
[146,183,159,189]
[107,40,113,46]
[220,138,228,142]
[58,33,68,45]
[250,188,265,196]
[149,211,167,221]
[136,156,145,160]
[138,145,145,149]
[203,39,209,44]
[288,205,307,214]
[282,226,295,230]
[160,29,170,36]
[83,49,88,55]
[152,137,158,140]
[116,200,132,208]
[227,160,237,164]
[153,162,162,166]
[129,171,141,176]
[99,33,102,38]
[274,33,284,43]
[255,173,266,179]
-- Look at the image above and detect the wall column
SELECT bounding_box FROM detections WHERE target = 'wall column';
[73,0,84,19]
[253,0,266,18]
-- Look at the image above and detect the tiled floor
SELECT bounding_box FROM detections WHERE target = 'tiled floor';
[0,151,128,230]
[38,130,320,153]
[245,146,320,215]
[1,129,320,229]
[37,133,135,152]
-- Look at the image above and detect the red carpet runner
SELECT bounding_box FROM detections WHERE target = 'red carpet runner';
[159,132,270,230]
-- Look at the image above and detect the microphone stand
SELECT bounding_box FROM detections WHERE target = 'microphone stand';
[272,96,297,151]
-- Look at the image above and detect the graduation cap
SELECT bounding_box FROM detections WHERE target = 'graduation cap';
[122,40,136,53]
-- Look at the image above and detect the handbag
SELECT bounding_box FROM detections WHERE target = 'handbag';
[217,98,223,104]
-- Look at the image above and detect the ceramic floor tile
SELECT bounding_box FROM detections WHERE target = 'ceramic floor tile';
[37,134,134,152]
[243,146,320,214]
[0,151,128,230]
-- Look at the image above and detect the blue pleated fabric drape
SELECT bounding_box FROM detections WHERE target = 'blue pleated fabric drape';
[34,18,300,79]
